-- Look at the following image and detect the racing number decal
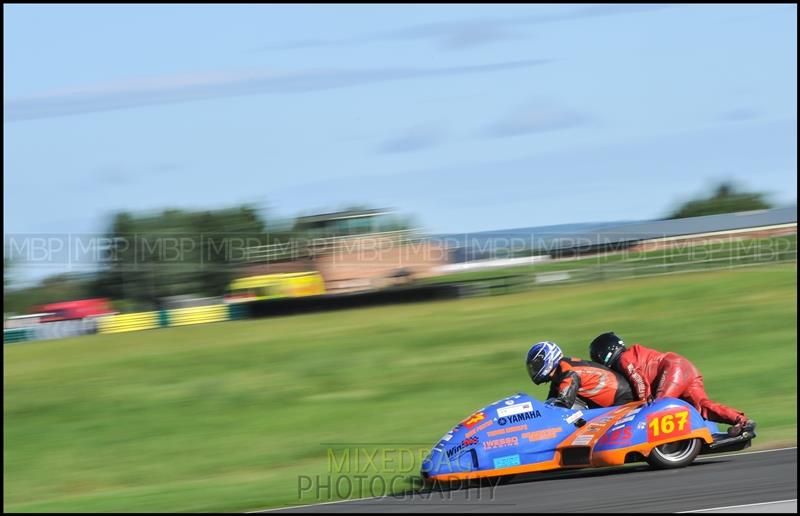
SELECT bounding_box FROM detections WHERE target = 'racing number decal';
[647,408,690,442]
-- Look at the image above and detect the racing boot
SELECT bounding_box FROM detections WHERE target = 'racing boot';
[727,416,756,437]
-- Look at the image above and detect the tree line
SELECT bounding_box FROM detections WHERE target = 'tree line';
[4,182,778,314]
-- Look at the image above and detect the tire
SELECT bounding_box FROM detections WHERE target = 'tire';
[646,438,702,469]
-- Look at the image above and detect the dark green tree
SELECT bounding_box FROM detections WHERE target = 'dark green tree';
[667,182,773,219]
[92,205,271,310]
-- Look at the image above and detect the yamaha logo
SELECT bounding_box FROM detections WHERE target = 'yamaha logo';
[497,410,542,426]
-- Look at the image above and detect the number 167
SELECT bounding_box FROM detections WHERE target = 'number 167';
[648,411,689,437]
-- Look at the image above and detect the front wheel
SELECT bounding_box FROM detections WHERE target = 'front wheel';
[646,438,702,469]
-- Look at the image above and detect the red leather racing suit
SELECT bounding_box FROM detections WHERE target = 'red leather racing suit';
[548,357,634,409]
[616,343,747,426]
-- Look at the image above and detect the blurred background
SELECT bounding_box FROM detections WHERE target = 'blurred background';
[3,4,797,513]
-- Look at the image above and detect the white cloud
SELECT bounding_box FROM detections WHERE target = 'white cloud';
[4,59,551,122]
[484,102,592,138]
[377,124,446,154]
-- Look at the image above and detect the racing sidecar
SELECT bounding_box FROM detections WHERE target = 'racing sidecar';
[421,393,755,481]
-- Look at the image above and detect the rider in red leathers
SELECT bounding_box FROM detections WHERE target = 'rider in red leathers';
[589,332,755,437]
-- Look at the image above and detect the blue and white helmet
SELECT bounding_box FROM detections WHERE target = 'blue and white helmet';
[526,341,563,385]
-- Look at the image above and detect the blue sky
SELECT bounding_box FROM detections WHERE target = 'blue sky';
[4,3,797,246]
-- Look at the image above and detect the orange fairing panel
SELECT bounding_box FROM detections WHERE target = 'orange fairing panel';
[558,403,638,449]
[429,457,564,481]
[591,428,714,467]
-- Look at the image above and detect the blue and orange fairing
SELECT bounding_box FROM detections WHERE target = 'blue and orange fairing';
[421,393,718,481]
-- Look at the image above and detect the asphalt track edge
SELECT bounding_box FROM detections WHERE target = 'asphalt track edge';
[246,446,798,513]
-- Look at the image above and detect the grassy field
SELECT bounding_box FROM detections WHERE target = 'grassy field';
[4,264,797,512]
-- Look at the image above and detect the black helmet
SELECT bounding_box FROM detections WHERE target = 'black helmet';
[589,332,626,368]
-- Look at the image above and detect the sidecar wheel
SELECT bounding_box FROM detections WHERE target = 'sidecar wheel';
[646,438,702,469]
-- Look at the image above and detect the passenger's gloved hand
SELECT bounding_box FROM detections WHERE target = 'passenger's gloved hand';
[545,398,570,408]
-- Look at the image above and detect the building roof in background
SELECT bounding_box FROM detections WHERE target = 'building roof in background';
[430,206,797,261]
[294,209,390,225]
[554,206,797,249]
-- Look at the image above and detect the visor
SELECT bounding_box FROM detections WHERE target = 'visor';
[527,355,547,384]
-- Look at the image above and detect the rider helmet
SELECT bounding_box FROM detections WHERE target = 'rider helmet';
[589,332,626,368]
[526,341,563,385]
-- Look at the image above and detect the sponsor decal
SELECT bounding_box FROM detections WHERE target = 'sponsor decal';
[602,426,633,445]
[441,432,453,442]
[487,424,528,437]
[616,414,636,425]
[483,436,519,450]
[497,401,533,418]
[522,427,563,442]
[446,436,479,458]
[583,423,605,434]
[591,412,618,426]
[637,422,646,430]
[465,420,493,437]
[647,408,691,442]
[493,454,521,468]
[566,411,584,424]
[497,410,541,426]
[571,420,609,445]
[591,417,613,427]
[572,435,594,445]
[657,370,668,390]
[627,363,648,400]
[504,399,515,405]
[462,411,487,429]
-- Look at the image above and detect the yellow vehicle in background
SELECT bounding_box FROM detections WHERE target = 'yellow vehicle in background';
[225,272,326,303]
